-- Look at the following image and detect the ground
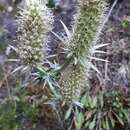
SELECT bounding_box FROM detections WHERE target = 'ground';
[0,0,130,130]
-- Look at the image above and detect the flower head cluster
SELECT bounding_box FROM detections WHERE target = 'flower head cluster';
[17,0,53,65]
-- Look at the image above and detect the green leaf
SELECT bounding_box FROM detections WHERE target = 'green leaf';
[82,95,89,108]
[13,125,19,130]
[99,93,104,108]
[75,108,84,130]
[88,96,93,108]
[88,116,96,130]
[102,119,106,130]
[113,112,124,126]
[89,122,95,130]
[91,96,97,108]
[46,0,55,8]
[81,95,87,106]
[122,19,130,28]
[47,79,58,97]
[121,109,130,123]
[85,120,90,128]
[109,112,115,128]
[105,116,110,130]
[77,113,84,128]
[65,106,72,120]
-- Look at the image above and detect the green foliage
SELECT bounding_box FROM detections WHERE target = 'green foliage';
[0,5,5,12]
[0,86,38,130]
[122,19,130,28]
[33,62,61,97]
[34,62,61,81]
[47,0,56,8]
[0,27,8,52]
[68,90,130,130]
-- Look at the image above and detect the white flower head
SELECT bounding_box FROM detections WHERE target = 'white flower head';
[17,0,54,65]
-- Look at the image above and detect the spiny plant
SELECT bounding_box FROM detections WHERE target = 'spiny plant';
[16,0,53,65]
[32,61,61,97]
[67,90,130,130]
[57,0,107,103]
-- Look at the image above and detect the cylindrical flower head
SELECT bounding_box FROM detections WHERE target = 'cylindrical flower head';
[60,63,89,102]
[69,0,106,59]
[60,0,107,103]
[17,0,53,65]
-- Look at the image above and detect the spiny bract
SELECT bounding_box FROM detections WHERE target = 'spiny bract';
[17,0,53,65]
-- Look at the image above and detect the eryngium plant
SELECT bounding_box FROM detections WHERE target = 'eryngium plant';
[60,0,107,102]
[17,0,53,65]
